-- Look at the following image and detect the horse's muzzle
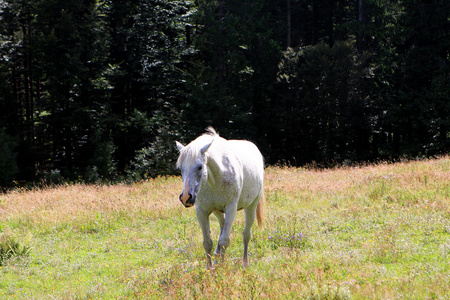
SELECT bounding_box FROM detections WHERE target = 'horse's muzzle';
[179,193,195,208]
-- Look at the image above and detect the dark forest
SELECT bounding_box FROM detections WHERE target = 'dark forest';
[0,0,449,187]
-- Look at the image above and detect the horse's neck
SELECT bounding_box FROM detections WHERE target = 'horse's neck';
[205,143,240,187]
[205,152,223,186]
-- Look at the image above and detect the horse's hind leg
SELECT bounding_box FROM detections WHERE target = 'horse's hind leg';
[243,198,259,266]
[213,211,225,257]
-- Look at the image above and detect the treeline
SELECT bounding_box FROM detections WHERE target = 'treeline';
[0,0,449,187]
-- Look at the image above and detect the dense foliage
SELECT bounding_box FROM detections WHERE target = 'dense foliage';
[0,0,448,187]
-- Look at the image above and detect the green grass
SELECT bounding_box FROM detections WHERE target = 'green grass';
[1,157,449,299]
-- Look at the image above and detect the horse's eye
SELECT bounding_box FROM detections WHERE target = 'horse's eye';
[198,165,203,171]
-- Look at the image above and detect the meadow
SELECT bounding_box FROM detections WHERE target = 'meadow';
[1,156,449,299]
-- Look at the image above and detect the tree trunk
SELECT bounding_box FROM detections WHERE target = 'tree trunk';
[357,0,366,52]
[217,0,225,87]
[312,0,319,44]
[287,0,291,48]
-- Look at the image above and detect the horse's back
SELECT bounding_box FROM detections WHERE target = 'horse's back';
[228,139,263,171]
[227,140,264,200]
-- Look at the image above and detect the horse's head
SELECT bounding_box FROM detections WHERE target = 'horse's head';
[176,136,214,208]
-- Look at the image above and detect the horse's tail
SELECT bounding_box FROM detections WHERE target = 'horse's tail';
[256,192,265,229]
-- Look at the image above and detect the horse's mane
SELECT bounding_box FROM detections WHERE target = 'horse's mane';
[176,127,218,168]
[204,126,218,137]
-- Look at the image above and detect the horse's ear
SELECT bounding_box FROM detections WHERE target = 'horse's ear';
[200,140,213,155]
[176,141,184,151]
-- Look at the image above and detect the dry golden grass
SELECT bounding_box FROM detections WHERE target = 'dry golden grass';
[0,176,183,233]
[265,156,450,211]
[267,157,449,192]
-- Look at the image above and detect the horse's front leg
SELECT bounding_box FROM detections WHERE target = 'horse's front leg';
[217,204,238,259]
[213,211,225,257]
[196,206,213,269]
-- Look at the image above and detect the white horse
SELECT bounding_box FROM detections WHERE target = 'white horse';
[176,127,265,269]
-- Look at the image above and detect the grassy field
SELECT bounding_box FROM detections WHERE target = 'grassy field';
[1,156,449,299]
